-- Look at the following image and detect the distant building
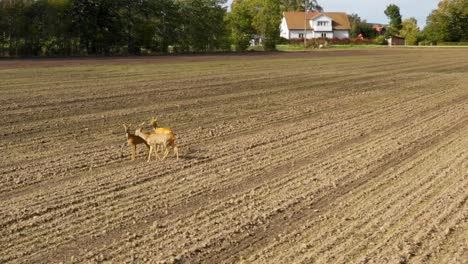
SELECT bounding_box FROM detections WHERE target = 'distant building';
[281,12,351,39]
[387,36,406,46]
[250,34,262,46]
[371,24,387,36]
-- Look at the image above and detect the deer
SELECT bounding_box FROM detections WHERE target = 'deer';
[121,124,149,160]
[135,122,179,162]
[149,116,179,155]
[150,116,173,134]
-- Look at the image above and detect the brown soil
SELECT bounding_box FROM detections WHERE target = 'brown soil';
[1,49,467,264]
[0,49,415,69]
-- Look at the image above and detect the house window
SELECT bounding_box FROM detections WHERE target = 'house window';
[318,21,329,26]
[321,33,327,38]
[299,33,304,38]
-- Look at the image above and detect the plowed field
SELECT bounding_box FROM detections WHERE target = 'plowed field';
[1,49,467,263]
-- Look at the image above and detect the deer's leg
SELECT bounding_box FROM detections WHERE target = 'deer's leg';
[174,146,179,161]
[153,144,161,160]
[162,143,170,160]
[131,144,137,160]
[147,146,153,162]
[154,145,161,161]
[120,142,127,153]
[144,143,150,160]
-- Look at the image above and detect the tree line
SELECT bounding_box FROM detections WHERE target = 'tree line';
[0,0,466,57]
[0,0,324,56]
[348,0,467,45]
[0,0,229,56]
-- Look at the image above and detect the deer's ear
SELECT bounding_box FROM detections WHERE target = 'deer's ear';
[150,117,158,127]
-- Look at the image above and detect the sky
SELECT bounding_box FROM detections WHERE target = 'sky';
[226,0,441,29]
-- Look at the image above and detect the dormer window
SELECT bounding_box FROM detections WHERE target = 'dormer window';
[317,21,329,26]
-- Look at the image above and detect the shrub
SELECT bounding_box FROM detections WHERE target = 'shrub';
[288,38,306,46]
[418,40,434,46]
[437,42,468,46]
[278,37,290,45]
[330,38,351,45]
[305,38,330,48]
[288,37,379,48]
[350,38,375,45]
[374,36,387,45]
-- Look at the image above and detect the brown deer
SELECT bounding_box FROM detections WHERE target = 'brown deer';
[121,124,149,160]
[135,122,179,162]
[150,116,173,135]
[150,116,179,155]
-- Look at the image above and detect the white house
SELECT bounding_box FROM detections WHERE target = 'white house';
[281,12,351,39]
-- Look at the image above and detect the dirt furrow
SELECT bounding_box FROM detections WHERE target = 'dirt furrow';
[182,105,468,263]
[2,49,468,263]
[3,79,458,228]
[78,91,468,262]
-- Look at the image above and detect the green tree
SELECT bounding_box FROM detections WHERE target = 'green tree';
[253,0,281,51]
[0,3,5,56]
[348,13,377,39]
[21,0,74,56]
[280,0,322,12]
[348,13,361,38]
[0,0,232,56]
[384,4,402,36]
[46,0,75,55]
[149,0,181,53]
[70,0,101,54]
[178,0,228,52]
[0,0,30,56]
[422,0,467,43]
[227,0,255,51]
[70,0,140,55]
[400,17,419,45]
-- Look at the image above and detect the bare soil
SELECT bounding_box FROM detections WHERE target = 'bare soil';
[1,48,467,263]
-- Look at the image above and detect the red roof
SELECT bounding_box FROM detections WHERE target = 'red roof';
[373,25,385,32]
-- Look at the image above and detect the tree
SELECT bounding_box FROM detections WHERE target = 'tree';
[179,0,228,52]
[384,4,402,36]
[0,0,232,56]
[348,13,377,39]
[45,0,74,55]
[142,0,181,53]
[280,0,322,12]
[227,0,255,51]
[70,0,102,54]
[0,0,31,56]
[229,0,282,51]
[400,17,419,45]
[348,13,360,38]
[253,0,281,51]
[422,0,468,43]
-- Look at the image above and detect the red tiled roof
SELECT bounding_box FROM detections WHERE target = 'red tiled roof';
[373,25,385,32]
